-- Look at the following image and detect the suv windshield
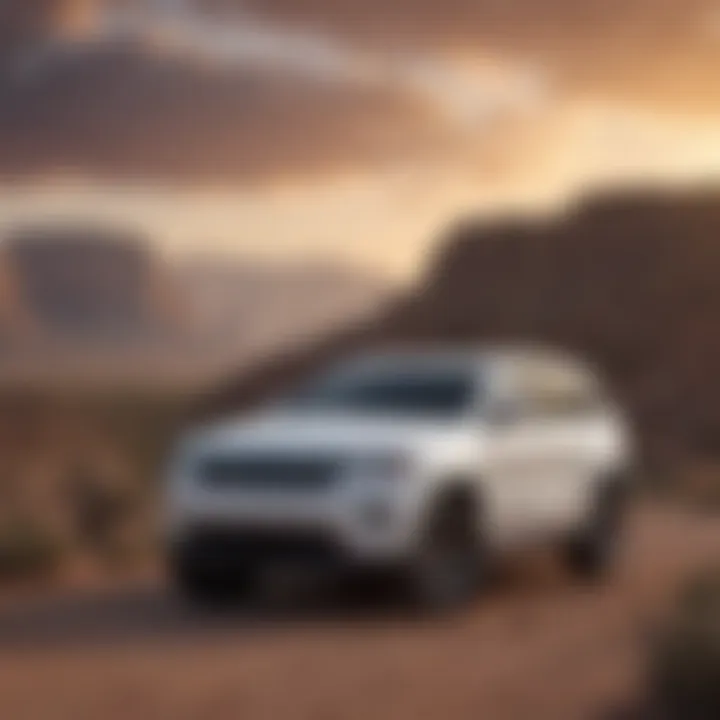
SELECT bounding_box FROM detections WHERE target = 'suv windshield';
[283,364,478,418]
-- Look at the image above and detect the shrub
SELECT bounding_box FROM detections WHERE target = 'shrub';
[0,519,63,581]
[649,567,720,719]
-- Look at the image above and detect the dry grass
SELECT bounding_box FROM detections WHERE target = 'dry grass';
[0,387,191,581]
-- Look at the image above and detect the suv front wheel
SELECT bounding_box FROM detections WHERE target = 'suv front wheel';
[171,554,255,609]
[401,489,486,613]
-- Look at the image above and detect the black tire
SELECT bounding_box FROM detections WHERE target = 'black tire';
[566,480,627,580]
[401,489,485,613]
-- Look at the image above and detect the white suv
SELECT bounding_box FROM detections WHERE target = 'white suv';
[165,346,632,610]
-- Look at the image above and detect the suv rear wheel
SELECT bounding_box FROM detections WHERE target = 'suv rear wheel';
[566,479,628,580]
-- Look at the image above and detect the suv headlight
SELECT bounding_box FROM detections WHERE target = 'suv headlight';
[346,454,413,531]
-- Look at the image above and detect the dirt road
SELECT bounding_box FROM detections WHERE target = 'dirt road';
[0,505,717,720]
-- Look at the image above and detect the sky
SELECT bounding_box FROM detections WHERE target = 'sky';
[3,0,720,280]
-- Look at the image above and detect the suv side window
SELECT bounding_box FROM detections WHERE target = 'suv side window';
[516,360,603,422]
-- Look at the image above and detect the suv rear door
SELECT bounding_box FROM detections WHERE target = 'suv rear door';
[485,353,602,542]
[516,356,604,534]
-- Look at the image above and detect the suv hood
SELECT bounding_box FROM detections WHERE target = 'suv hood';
[185,410,481,458]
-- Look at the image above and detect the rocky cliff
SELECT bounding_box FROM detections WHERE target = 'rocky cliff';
[206,188,720,474]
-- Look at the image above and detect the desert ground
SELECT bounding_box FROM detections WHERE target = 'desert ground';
[0,504,716,720]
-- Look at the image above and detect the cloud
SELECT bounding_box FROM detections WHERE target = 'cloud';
[0,43,450,182]
[0,3,549,183]
[233,0,720,112]
[99,7,546,126]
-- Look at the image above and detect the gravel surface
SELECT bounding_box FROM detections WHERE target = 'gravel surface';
[0,505,716,720]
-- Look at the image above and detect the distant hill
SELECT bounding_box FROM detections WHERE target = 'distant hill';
[205,187,720,475]
[3,225,186,342]
[176,258,389,351]
[0,225,390,385]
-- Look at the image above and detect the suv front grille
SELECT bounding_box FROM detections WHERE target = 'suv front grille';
[180,526,343,567]
[197,454,343,491]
